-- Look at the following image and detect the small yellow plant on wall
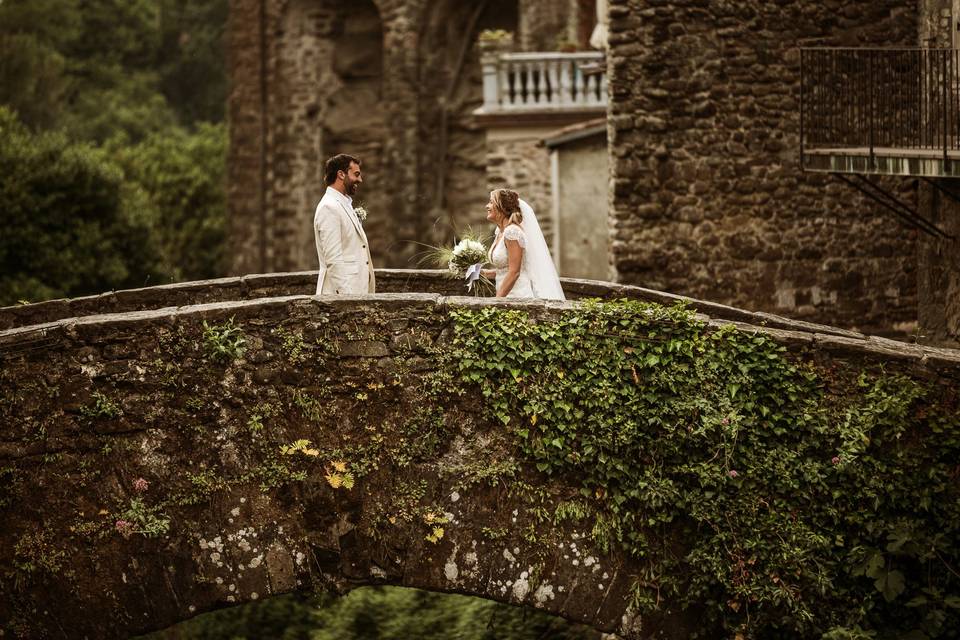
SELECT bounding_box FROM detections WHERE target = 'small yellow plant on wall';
[324,460,355,489]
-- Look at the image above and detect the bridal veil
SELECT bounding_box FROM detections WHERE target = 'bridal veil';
[519,199,565,301]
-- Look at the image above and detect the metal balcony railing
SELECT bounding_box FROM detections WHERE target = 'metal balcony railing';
[800,47,958,238]
[801,48,960,169]
[479,52,607,113]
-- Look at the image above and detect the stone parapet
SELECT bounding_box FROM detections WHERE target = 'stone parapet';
[0,270,903,343]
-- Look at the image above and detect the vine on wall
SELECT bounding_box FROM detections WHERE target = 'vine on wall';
[449,300,960,638]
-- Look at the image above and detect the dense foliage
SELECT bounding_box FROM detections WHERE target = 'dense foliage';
[144,588,599,640]
[0,107,161,303]
[0,0,228,305]
[0,0,227,139]
[450,300,960,638]
[115,123,227,283]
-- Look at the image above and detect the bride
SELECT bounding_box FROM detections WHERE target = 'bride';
[482,188,565,301]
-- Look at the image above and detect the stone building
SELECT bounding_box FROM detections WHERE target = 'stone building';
[603,0,959,343]
[228,0,959,344]
[228,0,601,276]
[604,0,918,337]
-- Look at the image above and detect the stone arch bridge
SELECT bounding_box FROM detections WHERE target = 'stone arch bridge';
[1,271,958,639]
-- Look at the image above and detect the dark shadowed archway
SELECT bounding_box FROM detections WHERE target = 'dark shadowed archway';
[415,0,519,242]
[267,0,385,271]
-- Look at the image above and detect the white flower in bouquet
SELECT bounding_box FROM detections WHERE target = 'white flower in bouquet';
[448,238,487,276]
[418,229,493,295]
[353,206,368,222]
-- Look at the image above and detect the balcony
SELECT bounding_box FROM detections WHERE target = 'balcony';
[474,51,607,126]
[801,48,960,179]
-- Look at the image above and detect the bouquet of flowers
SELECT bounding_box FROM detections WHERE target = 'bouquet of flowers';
[448,238,486,278]
[421,230,494,295]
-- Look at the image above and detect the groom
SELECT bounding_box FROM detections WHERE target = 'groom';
[313,154,375,295]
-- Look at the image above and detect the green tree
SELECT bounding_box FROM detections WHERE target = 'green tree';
[0,107,161,304]
[64,0,161,69]
[0,0,230,302]
[0,0,177,143]
[116,122,227,282]
[158,0,229,124]
[59,71,179,145]
[58,0,178,144]
[310,587,598,640]
[0,0,228,142]
[144,593,323,640]
[141,588,601,640]
[0,0,80,129]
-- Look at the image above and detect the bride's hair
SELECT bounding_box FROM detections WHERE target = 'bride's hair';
[491,189,523,226]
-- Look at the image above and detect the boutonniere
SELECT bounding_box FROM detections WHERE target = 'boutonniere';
[353,205,368,223]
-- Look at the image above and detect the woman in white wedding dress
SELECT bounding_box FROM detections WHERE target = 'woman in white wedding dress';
[482,189,565,301]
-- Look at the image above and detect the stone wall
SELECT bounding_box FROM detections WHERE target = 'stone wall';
[415,0,519,244]
[0,296,647,638]
[486,130,556,243]
[266,1,367,272]
[2,291,959,639]
[921,0,953,45]
[918,0,960,347]
[232,0,943,339]
[606,0,921,336]
[228,0,578,276]
[229,0,452,274]
[518,0,571,50]
[918,186,960,347]
[227,0,269,274]
[1,270,893,339]
[917,0,960,346]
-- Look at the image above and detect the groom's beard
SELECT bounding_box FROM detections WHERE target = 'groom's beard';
[346,181,360,196]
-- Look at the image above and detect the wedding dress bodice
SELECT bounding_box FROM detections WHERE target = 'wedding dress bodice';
[490,225,535,298]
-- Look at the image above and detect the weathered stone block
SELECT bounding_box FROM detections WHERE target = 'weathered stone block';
[339,340,390,358]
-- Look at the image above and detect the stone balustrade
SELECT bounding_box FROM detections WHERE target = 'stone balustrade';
[478,51,607,114]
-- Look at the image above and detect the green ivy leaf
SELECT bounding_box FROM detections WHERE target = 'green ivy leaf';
[875,569,906,602]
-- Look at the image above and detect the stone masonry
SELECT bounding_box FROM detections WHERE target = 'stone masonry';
[486,134,556,243]
[2,279,959,639]
[606,0,921,336]
[917,0,960,346]
[228,0,573,276]
[230,0,958,342]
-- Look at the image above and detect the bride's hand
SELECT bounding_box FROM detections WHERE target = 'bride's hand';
[481,269,496,279]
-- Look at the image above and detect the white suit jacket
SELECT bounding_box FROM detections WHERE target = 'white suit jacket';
[313,187,375,295]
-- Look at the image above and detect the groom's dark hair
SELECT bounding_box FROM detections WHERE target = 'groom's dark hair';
[324,154,361,185]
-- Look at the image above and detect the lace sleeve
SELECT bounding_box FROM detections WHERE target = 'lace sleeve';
[502,225,527,248]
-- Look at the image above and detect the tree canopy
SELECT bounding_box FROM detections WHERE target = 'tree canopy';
[0,0,229,306]
[0,107,161,303]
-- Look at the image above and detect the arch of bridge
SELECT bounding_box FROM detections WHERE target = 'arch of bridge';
[1,273,959,639]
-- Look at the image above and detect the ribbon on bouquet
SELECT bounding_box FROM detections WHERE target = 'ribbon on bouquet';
[464,262,483,291]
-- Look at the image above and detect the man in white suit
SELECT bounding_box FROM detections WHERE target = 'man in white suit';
[314,154,375,295]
